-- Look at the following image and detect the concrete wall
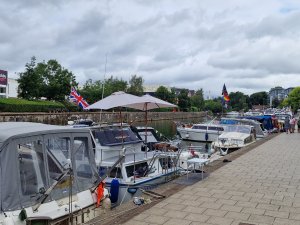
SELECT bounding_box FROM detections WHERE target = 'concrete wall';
[0,111,207,125]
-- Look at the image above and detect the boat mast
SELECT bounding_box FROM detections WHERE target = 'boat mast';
[100,54,108,122]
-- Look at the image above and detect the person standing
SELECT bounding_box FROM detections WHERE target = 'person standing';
[290,116,296,133]
[284,116,290,134]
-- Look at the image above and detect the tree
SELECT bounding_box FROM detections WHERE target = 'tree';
[39,60,77,101]
[284,87,300,113]
[80,76,128,104]
[177,89,191,111]
[18,57,77,101]
[204,99,222,114]
[80,79,103,104]
[155,86,177,104]
[229,91,249,112]
[103,76,128,97]
[190,89,205,111]
[18,56,43,100]
[127,75,144,96]
[249,91,268,107]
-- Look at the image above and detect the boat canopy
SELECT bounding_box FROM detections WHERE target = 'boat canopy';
[93,127,142,146]
[238,115,274,130]
[220,117,265,136]
[0,122,99,212]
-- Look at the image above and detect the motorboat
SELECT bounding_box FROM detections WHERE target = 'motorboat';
[212,124,256,156]
[131,125,179,152]
[88,123,182,205]
[177,123,224,142]
[220,117,268,139]
[0,122,109,225]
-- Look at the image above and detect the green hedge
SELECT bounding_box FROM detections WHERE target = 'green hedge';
[0,98,68,112]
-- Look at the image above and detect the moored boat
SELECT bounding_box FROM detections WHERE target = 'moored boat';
[0,122,109,225]
[212,124,256,155]
[177,123,224,142]
[89,123,182,205]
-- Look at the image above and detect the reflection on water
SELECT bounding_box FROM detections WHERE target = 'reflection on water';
[133,118,213,154]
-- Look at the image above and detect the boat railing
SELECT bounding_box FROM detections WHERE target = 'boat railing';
[143,148,183,177]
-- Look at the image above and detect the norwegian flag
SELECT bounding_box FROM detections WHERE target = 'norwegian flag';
[69,87,89,109]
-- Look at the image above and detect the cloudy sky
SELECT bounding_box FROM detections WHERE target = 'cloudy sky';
[1,0,300,98]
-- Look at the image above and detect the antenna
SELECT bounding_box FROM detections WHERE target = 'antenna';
[100,54,108,122]
[101,53,107,100]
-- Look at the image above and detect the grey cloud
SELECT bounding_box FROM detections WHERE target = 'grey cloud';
[247,12,300,38]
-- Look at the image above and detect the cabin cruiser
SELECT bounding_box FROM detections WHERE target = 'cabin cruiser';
[177,123,224,142]
[88,123,182,205]
[220,117,268,139]
[0,122,109,225]
[131,126,179,152]
[212,125,256,156]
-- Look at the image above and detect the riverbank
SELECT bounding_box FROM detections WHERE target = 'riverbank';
[87,133,279,225]
[0,111,207,125]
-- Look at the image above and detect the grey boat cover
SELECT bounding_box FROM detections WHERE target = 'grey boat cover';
[0,122,99,212]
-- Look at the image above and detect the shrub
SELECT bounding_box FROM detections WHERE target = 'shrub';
[0,98,66,112]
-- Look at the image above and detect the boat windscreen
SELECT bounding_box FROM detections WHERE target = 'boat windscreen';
[224,126,251,134]
[95,129,141,146]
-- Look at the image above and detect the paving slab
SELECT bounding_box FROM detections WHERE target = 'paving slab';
[123,133,300,225]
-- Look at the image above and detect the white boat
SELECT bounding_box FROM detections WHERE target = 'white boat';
[0,122,109,225]
[212,124,256,156]
[89,123,182,205]
[220,117,268,139]
[177,123,224,142]
[132,126,179,151]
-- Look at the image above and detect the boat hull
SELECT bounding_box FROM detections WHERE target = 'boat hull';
[105,170,179,205]
[177,128,221,142]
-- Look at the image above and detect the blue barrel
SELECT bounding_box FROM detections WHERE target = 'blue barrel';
[110,178,120,204]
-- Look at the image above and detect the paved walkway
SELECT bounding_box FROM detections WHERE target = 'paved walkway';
[124,133,300,225]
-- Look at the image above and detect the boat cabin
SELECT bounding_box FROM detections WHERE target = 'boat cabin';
[0,122,105,225]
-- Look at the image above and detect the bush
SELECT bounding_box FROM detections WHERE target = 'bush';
[0,98,66,112]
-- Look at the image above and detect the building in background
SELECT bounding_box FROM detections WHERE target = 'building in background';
[0,70,18,98]
[269,86,294,102]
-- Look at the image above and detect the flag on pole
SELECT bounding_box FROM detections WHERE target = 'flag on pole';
[69,87,89,109]
[222,84,230,108]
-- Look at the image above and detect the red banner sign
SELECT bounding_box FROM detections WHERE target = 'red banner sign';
[0,70,7,85]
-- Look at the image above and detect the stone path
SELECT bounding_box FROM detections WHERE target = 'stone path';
[124,133,300,225]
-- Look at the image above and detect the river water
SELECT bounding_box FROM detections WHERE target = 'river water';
[134,117,213,155]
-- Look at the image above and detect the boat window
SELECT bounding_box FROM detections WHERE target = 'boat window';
[208,126,224,131]
[126,162,148,177]
[100,166,123,178]
[74,137,95,191]
[138,131,158,142]
[192,125,207,129]
[18,140,46,197]
[94,128,141,146]
[46,137,71,169]
[224,126,250,134]
[46,137,72,200]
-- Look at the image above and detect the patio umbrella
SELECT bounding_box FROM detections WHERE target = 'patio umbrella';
[126,94,178,147]
[86,91,146,147]
[127,94,177,111]
[86,91,142,110]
